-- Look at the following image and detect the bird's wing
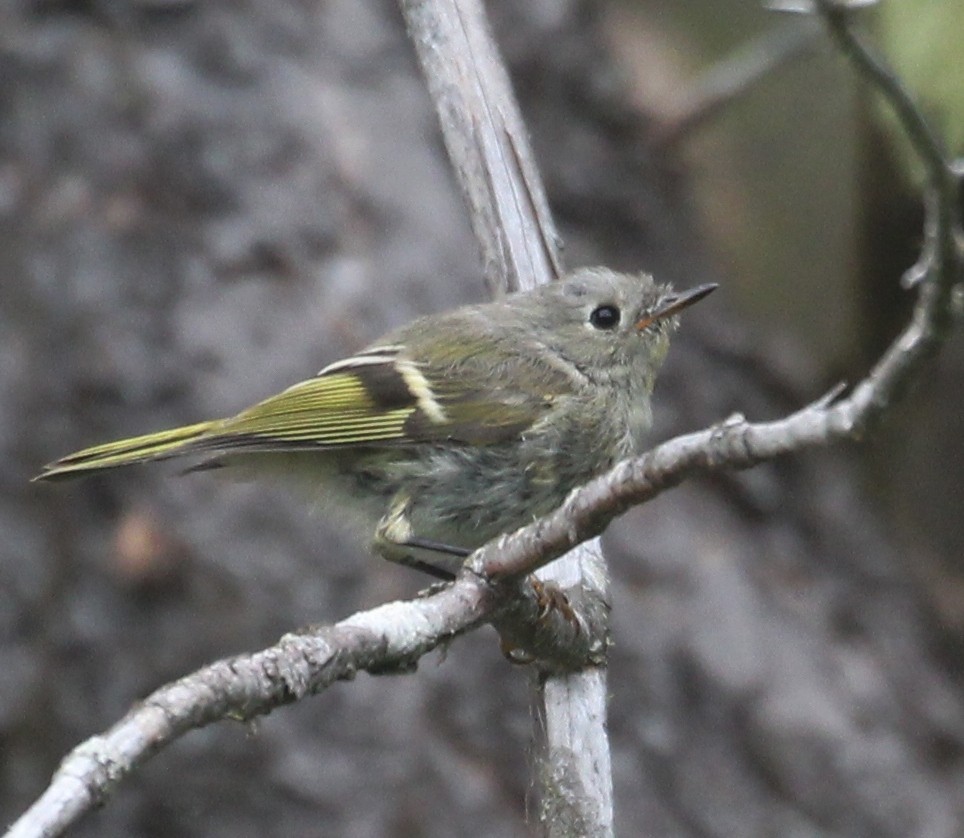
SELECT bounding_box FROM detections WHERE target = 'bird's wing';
[201,343,574,453]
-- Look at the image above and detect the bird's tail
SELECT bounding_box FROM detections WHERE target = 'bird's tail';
[34,421,215,481]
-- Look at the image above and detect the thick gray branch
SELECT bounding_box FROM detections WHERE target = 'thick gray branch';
[398,0,562,296]
[8,3,962,838]
[6,582,495,838]
[398,1,614,834]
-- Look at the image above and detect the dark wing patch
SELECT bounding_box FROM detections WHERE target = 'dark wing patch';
[187,343,575,453]
[206,370,416,449]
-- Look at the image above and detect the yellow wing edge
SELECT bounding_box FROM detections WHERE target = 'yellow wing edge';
[34,421,214,481]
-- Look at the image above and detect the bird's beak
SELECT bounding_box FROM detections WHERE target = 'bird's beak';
[635,283,717,331]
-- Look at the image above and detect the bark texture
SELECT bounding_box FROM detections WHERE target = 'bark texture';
[2,1,962,836]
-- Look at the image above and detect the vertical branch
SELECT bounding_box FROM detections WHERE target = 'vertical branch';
[398,0,562,296]
[398,1,614,834]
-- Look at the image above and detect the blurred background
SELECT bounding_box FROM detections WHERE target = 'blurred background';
[2,0,962,835]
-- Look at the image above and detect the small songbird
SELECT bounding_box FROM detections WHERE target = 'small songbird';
[36,268,715,578]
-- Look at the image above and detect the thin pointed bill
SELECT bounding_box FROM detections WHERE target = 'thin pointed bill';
[635,283,718,331]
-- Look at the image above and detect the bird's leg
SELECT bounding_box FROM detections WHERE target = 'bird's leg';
[374,495,469,581]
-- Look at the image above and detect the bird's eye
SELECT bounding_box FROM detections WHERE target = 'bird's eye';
[589,304,620,330]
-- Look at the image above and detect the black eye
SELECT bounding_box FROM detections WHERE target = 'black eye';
[589,304,620,330]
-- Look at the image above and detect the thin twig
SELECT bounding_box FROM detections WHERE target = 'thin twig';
[656,21,821,148]
[8,2,963,837]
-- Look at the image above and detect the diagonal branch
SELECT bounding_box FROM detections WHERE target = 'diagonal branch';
[7,2,962,837]
[397,0,562,296]
[5,576,585,838]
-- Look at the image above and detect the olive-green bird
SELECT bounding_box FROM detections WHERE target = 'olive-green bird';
[36,268,715,578]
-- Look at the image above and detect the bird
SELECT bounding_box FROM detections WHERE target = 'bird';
[35,268,716,579]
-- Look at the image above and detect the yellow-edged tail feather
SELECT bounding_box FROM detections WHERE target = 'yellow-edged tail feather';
[34,422,215,481]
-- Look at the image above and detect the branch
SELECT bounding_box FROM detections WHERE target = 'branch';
[4,576,574,838]
[8,368,950,838]
[9,3,963,837]
[655,20,821,148]
[7,257,959,836]
[807,0,962,299]
[398,0,562,295]
[397,1,615,833]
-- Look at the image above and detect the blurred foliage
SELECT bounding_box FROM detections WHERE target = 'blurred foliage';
[877,0,964,166]
[606,0,859,376]
[605,0,964,599]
